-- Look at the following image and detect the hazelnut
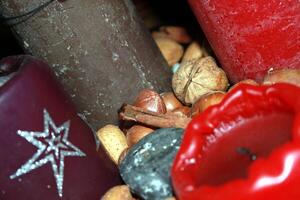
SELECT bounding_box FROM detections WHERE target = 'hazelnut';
[263,68,300,87]
[165,197,177,200]
[118,147,130,166]
[172,106,191,117]
[96,125,128,165]
[182,41,203,62]
[134,89,167,114]
[151,31,169,40]
[159,26,192,44]
[154,37,184,66]
[172,57,229,105]
[230,79,259,91]
[161,92,183,112]
[126,125,154,147]
[191,92,226,117]
[101,185,134,200]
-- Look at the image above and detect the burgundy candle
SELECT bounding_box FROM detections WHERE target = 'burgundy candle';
[0,55,120,199]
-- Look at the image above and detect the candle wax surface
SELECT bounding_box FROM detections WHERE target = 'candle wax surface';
[188,0,300,82]
[196,112,293,187]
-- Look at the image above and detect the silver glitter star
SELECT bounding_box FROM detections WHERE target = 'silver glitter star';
[10,109,86,197]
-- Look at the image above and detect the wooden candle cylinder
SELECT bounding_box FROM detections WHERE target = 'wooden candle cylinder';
[0,0,172,130]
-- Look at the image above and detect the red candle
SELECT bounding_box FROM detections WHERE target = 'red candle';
[188,0,300,83]
[196,112,293,186]
[172,83,300,200]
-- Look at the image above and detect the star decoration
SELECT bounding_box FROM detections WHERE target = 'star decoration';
[10,109,86,197]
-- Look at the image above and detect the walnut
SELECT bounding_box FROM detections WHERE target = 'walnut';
[172,57,228,105]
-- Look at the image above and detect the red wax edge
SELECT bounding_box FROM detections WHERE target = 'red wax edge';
[172,83,300,200]
[188,0,300,83]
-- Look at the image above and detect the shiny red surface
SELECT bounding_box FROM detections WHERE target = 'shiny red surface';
[188,0,300,83]
[0,56,121,199]
[171,83,300,200]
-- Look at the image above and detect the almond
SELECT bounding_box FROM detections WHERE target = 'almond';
[182,41,203,62]
[101,185,134,200]
[97,125,128,165]
[154,37,184,66]
[160,26,192,44]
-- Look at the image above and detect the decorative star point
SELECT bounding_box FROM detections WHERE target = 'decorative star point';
[10,109,86,197]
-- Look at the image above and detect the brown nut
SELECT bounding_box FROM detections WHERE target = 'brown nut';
[161,92,183,112]
[182,41,203,62]
[172,57,229,105]
[263,68,300,87]
[97,125,128,165]
[133,89,167,114]
[152,31,169,40]
[230,79,259,91]
[126,125,154,147]
[101,185,134,200]
[154,37,184,66]
[165,197,177,200]
[191,92,226,117]
[118,147,130,166]
[172,106,191,117]
[159,26,192,44]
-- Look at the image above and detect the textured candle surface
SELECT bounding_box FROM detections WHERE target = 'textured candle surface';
[189,0,300,83]
[0,0,172,130]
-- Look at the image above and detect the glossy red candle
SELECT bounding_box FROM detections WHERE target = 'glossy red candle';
[0,56,120,199]
[172,83,300,200]
[188,0,300,83]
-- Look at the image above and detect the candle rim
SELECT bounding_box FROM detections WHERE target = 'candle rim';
[172,83,300,198]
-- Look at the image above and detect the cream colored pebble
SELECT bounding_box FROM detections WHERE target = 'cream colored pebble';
[97,125,128,165]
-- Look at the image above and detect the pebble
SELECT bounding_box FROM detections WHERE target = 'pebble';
[119,128,184,200]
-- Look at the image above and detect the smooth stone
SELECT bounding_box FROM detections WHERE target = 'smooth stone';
[119,128,184,200]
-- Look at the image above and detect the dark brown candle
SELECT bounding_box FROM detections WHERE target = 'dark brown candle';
[0,0,172,130]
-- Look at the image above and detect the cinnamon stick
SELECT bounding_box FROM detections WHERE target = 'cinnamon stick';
[119,104,191,129]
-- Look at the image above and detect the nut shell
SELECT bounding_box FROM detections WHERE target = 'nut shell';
[159,26,192,44]
[182,41,203,62]
[161,92,183,112]
[126,125,154,147]
[172,106,191,117]
[133,89,167,113]
[172,57,228,105]
[191,92,226,117]
[263,69,300,87]
[96,125,128,165]
[118,147,130,166]
[101,185,134,200]
[154,37,184,66]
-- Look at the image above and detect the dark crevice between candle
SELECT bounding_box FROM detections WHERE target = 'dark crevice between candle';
[196,112,294,187]
[0,55,24,87]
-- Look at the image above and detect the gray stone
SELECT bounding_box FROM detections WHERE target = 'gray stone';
[119,128,183,200]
